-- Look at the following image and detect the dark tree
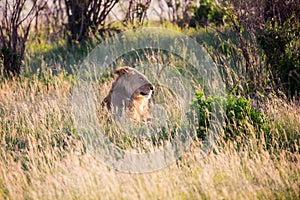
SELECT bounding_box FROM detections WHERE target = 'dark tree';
[0,0,45,76]
[65,0,119,41]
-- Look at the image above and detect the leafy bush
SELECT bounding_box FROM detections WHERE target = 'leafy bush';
[191,92,265,141]
[190,0,225,27]
[191,92,300,152]
[258,14,300,97]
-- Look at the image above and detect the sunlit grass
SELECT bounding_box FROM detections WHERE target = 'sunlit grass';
[0,27,299,199]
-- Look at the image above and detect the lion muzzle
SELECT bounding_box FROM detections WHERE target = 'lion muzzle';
[134,83,154,100]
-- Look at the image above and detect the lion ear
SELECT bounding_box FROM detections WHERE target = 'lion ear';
[114,67,129,77]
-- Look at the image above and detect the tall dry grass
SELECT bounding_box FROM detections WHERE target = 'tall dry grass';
[0,71,299,199]
[0,25,298,199]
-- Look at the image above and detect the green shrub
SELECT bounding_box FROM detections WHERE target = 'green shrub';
[190,0,225,27]
[191,92,300,152]
[191,92,265,142]
[258,14,300,97]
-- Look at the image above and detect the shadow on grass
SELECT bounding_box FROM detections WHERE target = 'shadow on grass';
[25,38,98,76]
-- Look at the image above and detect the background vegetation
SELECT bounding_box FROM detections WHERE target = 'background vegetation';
[0,0,299,199]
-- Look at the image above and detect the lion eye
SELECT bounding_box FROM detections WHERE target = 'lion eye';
[140,77,144,81]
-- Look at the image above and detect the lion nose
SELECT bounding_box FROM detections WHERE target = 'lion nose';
[150,85,154,90]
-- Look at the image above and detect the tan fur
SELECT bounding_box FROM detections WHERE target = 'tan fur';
[102,66,154,122]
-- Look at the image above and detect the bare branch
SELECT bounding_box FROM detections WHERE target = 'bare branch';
[65,0,119,41]
[0,0,46,76]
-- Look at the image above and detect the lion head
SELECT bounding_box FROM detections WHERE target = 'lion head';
[102,66,154,122]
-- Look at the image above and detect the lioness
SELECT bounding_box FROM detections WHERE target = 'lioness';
[102,66,154,122]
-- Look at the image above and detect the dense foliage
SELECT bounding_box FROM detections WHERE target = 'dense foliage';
[191,92,264,142]
[258,15,300,97]
[190,0,225,27]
